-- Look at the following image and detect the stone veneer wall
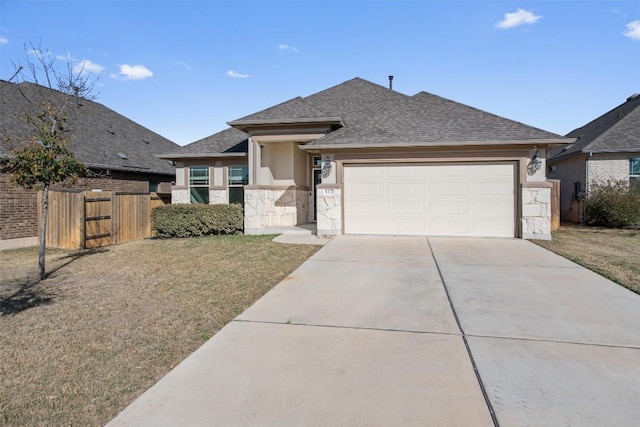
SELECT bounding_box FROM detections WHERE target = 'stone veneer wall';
[521,184,551,240]
[171,188,190,204]
[316,186,342,236]
[244,187,308,231]
[209,189,227,204]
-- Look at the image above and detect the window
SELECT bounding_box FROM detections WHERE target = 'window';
[228,165,248,205]
[189,166,209,204]
[149,180,159,193]
[631,158,640,190]
[630,158,640,176]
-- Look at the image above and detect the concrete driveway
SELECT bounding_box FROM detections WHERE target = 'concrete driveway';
[107,236,640,427]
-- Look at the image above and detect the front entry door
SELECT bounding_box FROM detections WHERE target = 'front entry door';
[312,169,322,221]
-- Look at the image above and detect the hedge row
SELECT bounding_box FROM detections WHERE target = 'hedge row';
[151,204,244,238]
[586,180,640,228]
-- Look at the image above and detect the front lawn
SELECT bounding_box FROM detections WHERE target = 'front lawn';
[0,235,319,426]
[533,225,640,294]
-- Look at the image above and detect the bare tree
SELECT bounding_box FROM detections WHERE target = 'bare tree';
[1,43,100,280]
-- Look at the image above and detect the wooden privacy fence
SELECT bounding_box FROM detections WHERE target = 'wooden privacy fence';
[38,189,167,249]
[549,179,560,232]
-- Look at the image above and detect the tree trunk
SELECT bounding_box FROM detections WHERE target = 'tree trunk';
[38,185,49,280]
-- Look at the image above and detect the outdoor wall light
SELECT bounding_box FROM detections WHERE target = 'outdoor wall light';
[322,156,332,178]
[528,146,542,175]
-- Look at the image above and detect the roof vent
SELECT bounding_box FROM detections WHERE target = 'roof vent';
[388,75,394,90]
[627,93,640,102]
[116,152,128,160]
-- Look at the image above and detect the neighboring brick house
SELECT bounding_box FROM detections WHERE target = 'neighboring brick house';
[1,80,179,249]
[547,94,640,222]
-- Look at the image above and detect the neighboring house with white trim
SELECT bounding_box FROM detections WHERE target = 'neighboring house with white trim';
[160,77,571,240]
[547,94,640,222]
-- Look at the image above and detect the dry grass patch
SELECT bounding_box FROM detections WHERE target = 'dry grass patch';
[0,235,319,426]
[534,225,640,294]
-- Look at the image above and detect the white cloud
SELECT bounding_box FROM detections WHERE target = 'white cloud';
[114,64,154,80]
[624,20,640,40]
[226,70,249,79]
[496,9,541,29]
[74,59,105,74]
[0,37,8,44]
[278,43,298,53]
[176,61,192,71]
[56,53,74,61]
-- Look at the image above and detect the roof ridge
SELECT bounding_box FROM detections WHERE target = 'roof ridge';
[410,91,564,138]
[566,96,640,137]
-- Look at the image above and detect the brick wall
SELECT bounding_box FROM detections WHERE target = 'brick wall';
[0,173,38,240]
[587,153,639,188]
[1,170,173,242]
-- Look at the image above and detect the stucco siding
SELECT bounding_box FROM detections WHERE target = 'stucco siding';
[547,155,586,220]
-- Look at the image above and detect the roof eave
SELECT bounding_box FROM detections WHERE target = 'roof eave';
[300,138,573,151]
[156,152,247,160]
[85,163,174,176]
[228,117,344,131]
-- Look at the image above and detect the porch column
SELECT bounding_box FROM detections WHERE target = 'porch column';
[521,181,552,240]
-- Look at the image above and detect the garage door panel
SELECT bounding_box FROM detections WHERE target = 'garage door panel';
[345,166,384,178]
[430,182,469,196]
[473,219,514,236]
[389,200,425,214]
[435,165,469,176]
[388,165,427,178]
[348,182,385,196]
[430,200,469,215]
[388,182,425,196]
[344,163,515,238]
[472,164,513,177]
[472,201,513,216]
[388,218,428,234]
[471,182,514,195]
[430,218,470,235]
[348,217,385,234]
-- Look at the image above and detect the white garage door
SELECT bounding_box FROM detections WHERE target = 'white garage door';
[344,162,515,237]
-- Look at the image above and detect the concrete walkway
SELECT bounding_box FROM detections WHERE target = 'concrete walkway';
[107,236,640,427]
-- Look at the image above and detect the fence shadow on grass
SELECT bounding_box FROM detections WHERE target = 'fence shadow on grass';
[0,248,108,316]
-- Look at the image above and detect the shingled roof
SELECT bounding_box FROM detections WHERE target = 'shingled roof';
[549,94,640,161]
[163,77,569,156]
[159,127,248,158]
[1,80,179,175]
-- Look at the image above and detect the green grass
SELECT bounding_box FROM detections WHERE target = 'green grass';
[0,235,319,426]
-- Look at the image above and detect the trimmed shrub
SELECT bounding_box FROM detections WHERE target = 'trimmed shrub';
[585,180,640,228]
[152,204,244,238]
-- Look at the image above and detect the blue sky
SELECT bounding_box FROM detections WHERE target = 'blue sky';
[1,0,639,145]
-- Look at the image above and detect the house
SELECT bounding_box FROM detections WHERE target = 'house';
[0,79,180,249]
[547,94,640,222]
[160,77,571,240]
